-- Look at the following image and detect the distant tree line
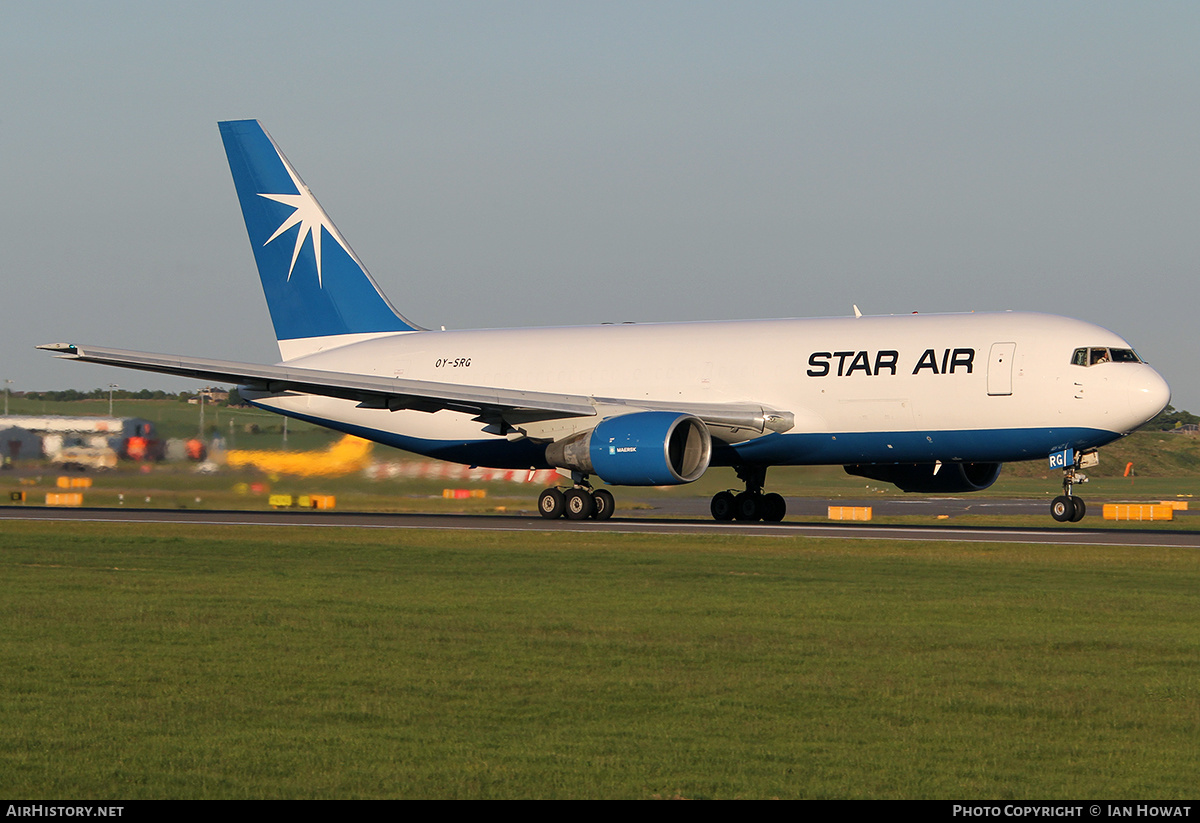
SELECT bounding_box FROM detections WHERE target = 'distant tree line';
[22,388,177,402]
[20,387,244,406]
[1145,405,1200,431]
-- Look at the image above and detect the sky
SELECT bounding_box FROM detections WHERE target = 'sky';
[4,2,1198,409]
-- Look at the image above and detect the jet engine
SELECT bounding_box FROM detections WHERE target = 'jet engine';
[546,411,712,486]
[844,461,1002,493]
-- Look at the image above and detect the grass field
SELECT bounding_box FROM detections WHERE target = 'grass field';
[2,520,1197,799]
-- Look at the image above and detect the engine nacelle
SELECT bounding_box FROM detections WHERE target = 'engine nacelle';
[545,411,712,486]
[844,462,1002,493]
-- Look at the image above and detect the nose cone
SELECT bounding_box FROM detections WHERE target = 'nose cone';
[1129,366,1171,428]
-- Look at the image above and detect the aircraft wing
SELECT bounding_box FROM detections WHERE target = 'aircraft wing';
[38,343,793,435]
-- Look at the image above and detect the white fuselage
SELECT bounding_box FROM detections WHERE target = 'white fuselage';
[245,311,1169,471]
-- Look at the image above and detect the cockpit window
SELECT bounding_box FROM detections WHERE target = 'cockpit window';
[1071,347,1143,366]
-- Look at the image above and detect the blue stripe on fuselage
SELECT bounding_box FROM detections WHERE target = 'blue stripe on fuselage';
[713,426,1118,466]
[245,399,1121,471]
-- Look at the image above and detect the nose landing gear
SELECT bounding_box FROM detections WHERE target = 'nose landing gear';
[1051,452,1090,523]
[1051,493,1086,522]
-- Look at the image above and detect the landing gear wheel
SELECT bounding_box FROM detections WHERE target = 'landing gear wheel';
[591,489,615,520]
[538,488,565,519]
[1051,495,1075,523]
[564,488,595,520]
[1069,496,1086,522]
[761,492,786,522]
[734,491,762,521]
[1054,451,1093,523]
[711,491,736,521]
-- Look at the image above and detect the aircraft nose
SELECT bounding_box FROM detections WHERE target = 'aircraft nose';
[1130,366,1171,426]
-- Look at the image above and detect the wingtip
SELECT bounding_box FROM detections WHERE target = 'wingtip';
[36,343,78,354]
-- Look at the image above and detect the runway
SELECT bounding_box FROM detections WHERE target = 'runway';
[2,503,1197,548]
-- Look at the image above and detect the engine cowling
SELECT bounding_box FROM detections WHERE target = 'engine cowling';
[545,411,712,486]
[844,462,1002,493]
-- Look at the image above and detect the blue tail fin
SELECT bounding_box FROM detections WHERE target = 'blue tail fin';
[219,120,421,357]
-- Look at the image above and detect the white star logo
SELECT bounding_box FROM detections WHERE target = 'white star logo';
[257,152,352,288]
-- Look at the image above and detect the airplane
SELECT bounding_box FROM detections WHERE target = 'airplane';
[40,120,1171,523]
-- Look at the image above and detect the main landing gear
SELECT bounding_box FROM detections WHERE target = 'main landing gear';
[537,478,615,521]
[1051,456,1089,523]
[710,465,787,522]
